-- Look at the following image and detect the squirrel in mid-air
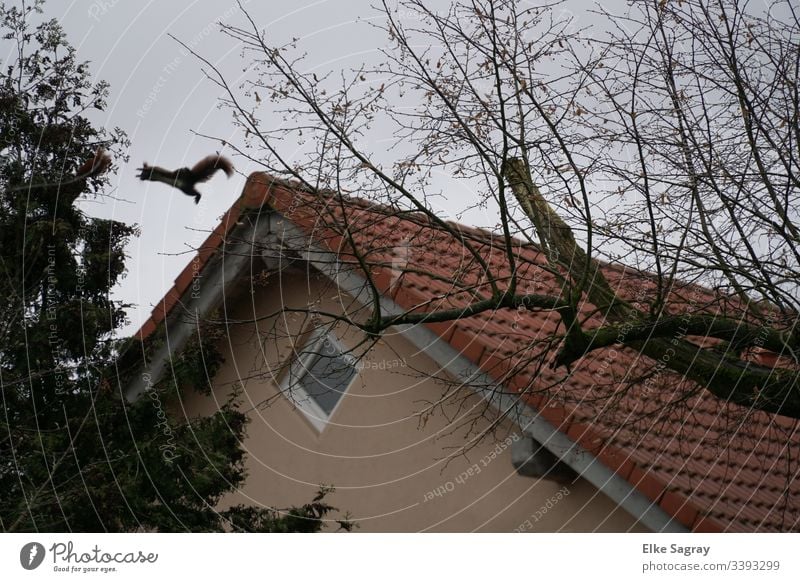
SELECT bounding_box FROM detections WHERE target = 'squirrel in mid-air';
[137,155,234,204]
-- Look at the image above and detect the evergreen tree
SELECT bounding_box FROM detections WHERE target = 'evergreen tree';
[0,0,347,533]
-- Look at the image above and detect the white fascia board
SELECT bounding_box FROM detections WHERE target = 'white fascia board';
[124,213,273,402]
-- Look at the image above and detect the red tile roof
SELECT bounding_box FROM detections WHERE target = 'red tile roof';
[136,172,800,532]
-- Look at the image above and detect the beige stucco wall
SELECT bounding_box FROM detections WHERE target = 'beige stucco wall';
[180,267,647,532]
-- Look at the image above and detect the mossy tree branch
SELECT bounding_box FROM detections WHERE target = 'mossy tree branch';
[503,157,800,419]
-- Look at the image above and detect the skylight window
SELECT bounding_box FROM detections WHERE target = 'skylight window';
[280,329,358,432]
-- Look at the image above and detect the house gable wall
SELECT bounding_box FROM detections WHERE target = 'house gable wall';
[179,267,647,532]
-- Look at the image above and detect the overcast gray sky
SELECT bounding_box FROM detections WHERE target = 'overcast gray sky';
[41,0,598,337]
[45,1,399,336]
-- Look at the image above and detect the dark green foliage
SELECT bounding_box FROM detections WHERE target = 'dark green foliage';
[0,1,347,533]
[171,317,229,396]
[224,487,355,533]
